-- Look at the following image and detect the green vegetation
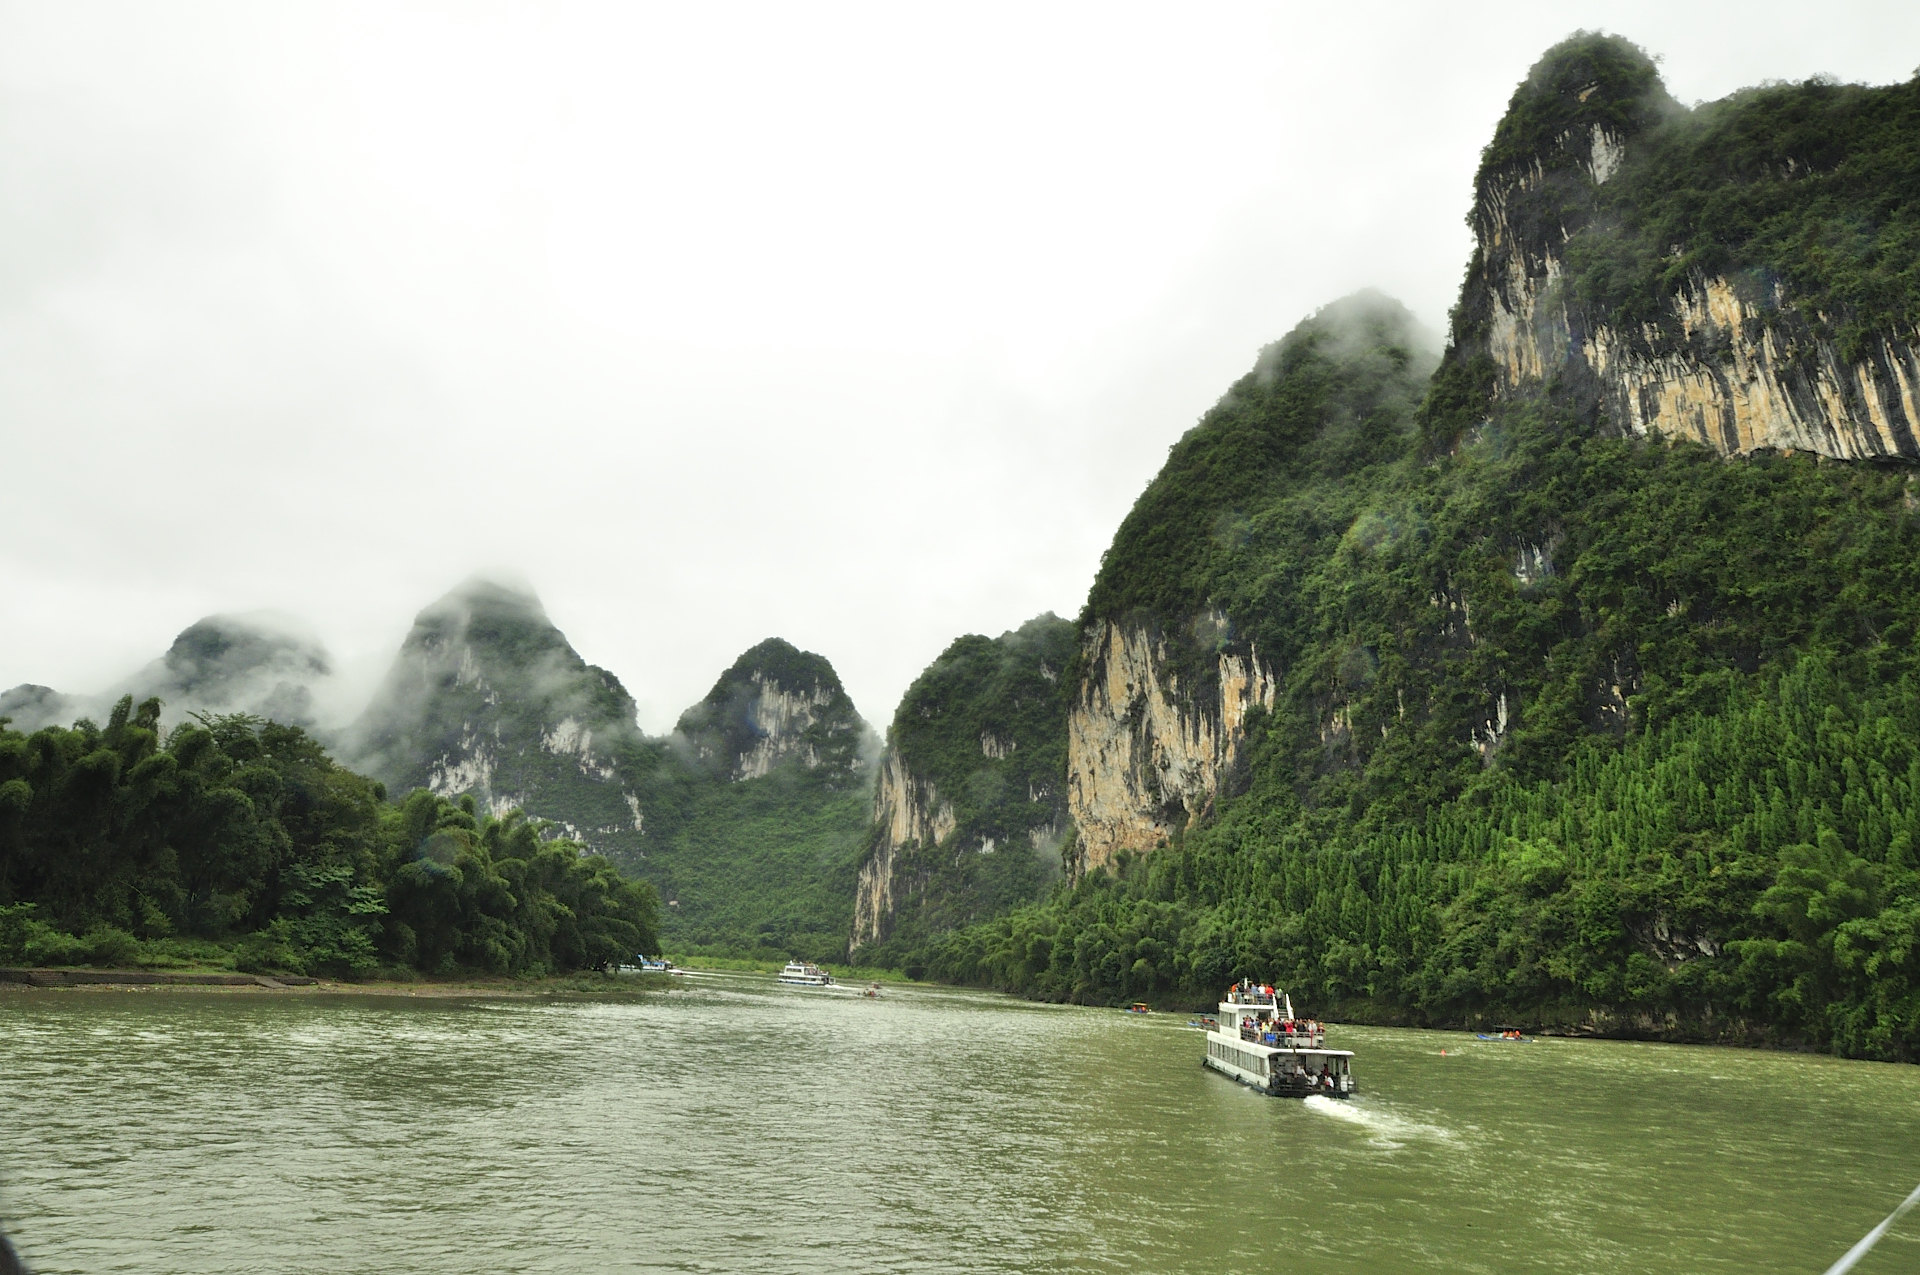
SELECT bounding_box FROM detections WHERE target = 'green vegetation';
[0,699,659,978]
[348,578,662,864]
[917,653,1920,1058]
[625,638,877,961]
[853,615,1076,957]
[340,584,874,963]
[1478,32,1920,369]
[1085,290,1437,700]
[894,254,1920,1057]
[674,638,869,783]
[1477,31,1674,174]
[647,766,871,962]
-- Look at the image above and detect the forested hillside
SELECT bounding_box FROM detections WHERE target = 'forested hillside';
[346,578,662,857]
[641,638,876,962]
[901,36,1920,1061]
[1,583,881,969]
[850,615,1076,960]
[0,697,658,977]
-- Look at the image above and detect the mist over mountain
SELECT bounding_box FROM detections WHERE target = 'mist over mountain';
[0,685,72,733]
[895,35,1920,1061]
[1,612,341,734]
[344,577,654,850]
[329,581,878,960]
[0,575,882,961]
[9,30,1920,1062]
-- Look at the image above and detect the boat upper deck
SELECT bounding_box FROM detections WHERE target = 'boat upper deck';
[1217,981,1329,1049]
[1218,1019,1341,1052]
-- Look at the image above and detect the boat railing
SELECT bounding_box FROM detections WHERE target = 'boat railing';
[1238,1023,1326,1048]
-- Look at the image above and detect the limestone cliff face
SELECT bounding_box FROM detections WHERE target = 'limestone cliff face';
[348,578,651,847]
[1576,277,1919,458]
[850,751,956,949]
[849,615,1075,952]
[1066,613,1277,872]
[732,675,841,779]
[673,637,871,786]
[1467,51,1920,460]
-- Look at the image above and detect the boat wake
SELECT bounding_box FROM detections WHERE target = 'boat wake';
[1301,1095,1455,1148]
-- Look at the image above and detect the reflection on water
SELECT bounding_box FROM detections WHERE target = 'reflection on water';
[3,978,1919,1274]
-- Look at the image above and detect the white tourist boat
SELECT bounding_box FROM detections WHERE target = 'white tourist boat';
[615,957,689,976]
[777,960,834,987]
[1203,980,1355,1098]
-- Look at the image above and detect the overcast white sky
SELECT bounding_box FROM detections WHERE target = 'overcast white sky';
[4,1,1918,733]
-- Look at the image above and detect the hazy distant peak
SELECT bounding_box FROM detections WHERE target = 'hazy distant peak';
[1250,290,1438,384]
[345,575,644,813]
[0,684,73,732]
[417,575,551,625]
[163,613,333,690]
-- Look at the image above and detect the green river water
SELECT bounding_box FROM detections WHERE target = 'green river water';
[3,975,1919,1274]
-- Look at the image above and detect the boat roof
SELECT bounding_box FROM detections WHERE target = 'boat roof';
[1221,998,1313,1013]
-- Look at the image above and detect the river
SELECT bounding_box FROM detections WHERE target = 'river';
[2,976,1918,1273]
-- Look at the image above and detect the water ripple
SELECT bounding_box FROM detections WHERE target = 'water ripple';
[3,989,1920,1273]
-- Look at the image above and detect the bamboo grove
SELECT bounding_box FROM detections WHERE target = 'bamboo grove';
[0,697,659,977]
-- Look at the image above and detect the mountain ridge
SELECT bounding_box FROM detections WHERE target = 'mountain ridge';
[894,34,1920,1061]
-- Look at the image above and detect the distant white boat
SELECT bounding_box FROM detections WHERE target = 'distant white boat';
[617,958,688,976]
[777,960,833,987]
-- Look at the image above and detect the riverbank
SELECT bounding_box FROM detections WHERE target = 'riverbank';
[0,967,679,998]
[1315,993,1806,1052]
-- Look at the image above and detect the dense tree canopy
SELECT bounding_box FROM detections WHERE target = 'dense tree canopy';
[0,699,658,977]
[888,274,1920,1060]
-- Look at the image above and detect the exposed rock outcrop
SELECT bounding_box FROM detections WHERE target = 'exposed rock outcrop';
[850,615,1074,952]
[1066,614,1276,872]
[673,637,871,786]
[850,752,956,949]
[1467,42,1920,460]
[347,577,651,849]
